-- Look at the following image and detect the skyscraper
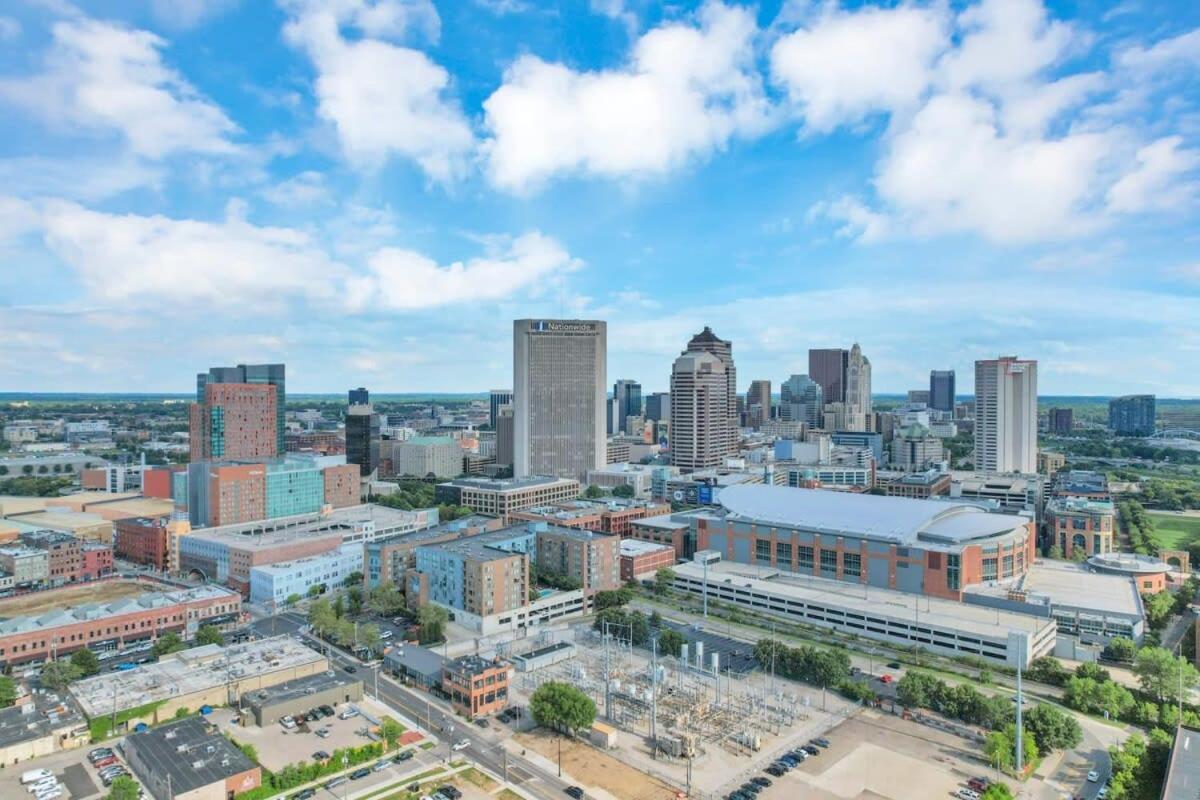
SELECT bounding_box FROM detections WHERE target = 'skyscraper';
[189,382,278,462]
[808,349,848,404]
[746,380,771,429]
[779,374,823,428]
[1047,407,1074,435]
[345,391,380,477]
[929,370,956,412]
[645,392,670,423]
[974,356,1038,474]
[844,343,872,432]
[513,319,607,480]
[496,405,514,468]
[684,327,738,442]
[349,387,370,406]
[670,350,731,471]
[197,364,286,454]
[613,380,642,433]
[1108,395,1156,436]
[489,390,513,429]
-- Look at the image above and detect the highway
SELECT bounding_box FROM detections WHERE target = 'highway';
[246,611,578,800]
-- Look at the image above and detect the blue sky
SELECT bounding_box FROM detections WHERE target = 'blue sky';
[0,0,1198,396]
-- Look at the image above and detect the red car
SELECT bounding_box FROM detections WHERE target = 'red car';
[92,756,118,770]
[880,674,894,684]
[967,778,990,792]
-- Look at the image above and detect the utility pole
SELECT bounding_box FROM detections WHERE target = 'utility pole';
[650,635,658,756]
[1015,638,1025,775]
[603,622,612,722]
[702,557,708,618]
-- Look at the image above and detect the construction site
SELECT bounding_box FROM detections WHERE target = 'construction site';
[505,623,857,798]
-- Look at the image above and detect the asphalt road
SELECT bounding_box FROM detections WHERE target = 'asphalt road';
[247,612,578,800]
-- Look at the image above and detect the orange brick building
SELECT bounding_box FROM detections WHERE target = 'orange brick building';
[442,655,510,719]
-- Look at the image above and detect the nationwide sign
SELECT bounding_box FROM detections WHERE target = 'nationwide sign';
[532,321,597,333]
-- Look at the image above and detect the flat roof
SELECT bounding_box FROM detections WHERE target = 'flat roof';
[513,641,575,661]
[675,559,1052,639]
[718,484,1025,545]
[242,671,360,712]
[83,498,176,517]
[620,539,674,557]
[7,510,109,530]
[0,584,238,636]
[440,475,578,492]
[418,524,536,562]
[190,503,431,545]
[630,516,689,530]
[126,716,256,798]
[538,525,614,542]
[70,635,322,717]
[1088,553,1172,574]
[250,543,359,577]
[384,644,446,678]
[0,690,86,748]
[1017,560,1142,617]
[1161,727,1200,800]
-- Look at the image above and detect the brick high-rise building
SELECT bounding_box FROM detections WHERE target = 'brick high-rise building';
[196,364,285,455]
[190,383,279,462]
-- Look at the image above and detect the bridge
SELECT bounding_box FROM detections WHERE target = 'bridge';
[1148,429,1200,441]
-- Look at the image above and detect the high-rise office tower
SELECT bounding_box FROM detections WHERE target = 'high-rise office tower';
[1047,407,1074,435]
[513,319,607,480]
[197,364,286,454]
[746,380,771,429]
[349,387,369,406]
[613,380,642,433]
[930,370,956,412]
[844,343,872,432]
[974,356,1038,473]
[496,405,515,467]
[489,390,513,429]
[645,392,670,422]
[345,391,380,477]
[606,397,621,436]
[780,374,823,429]
[670,350,731,471]
[682,327,738,445]
[808,349,848,404]
[1108,395,1156,436]
[189,382,278,462]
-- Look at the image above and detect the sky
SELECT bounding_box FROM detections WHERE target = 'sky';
[0,0,1198,397]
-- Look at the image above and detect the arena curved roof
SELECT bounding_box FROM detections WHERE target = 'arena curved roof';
[717,484,1025,546]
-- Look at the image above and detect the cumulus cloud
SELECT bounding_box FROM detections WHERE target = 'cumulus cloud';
[346,231,582,310]
[149,0,240,30]
[1117,28,1200,73]
[261,170,332,206]
[482,2,773,192]
[281,0,473,181]
[0,18,238,158]
[1105,136,1200,213]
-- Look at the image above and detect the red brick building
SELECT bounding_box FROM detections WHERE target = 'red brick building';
[80,542,113,580]
[141,467,183,499]
[18,530,81,585]
[209,464,267,527]
[442,655,510,719]
[322,463,360,509]
[114,517,171,571]
[190,383,278,462]
[619,539,676,581]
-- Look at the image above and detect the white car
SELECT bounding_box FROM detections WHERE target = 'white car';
[452,739,470,751]
[1087,770,1100,782]
[21,770,53,786]
[1097,787,1109,799]
[956,789,979,800]
[29,781,58,796]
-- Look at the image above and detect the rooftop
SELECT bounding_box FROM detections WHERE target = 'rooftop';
[368,515,500,549]
[418,524,535,562]
[0,584,238,636]
[537,524,614,542]
[242,670,361,712]
[620,538,675,557]
[402,436,457,446]
[126,716,257,799]
[440,475,579,492]
[250,543,359,577]
[384,644,447,678]
[70,635,324,717]
[630,516,691,530]
[967,559,1143,618]
[1054,470,1109,496]
[446,654,505,676]
[1045,496,1115,514]
[1088,553,1173,574]
[5,510,109,531]
[1161,727,1200,800]
[717,484,1026,546]
[0,690,86,749]
[187,503,427,548]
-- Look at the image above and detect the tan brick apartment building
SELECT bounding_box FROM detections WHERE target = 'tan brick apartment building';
[535,526,621,593]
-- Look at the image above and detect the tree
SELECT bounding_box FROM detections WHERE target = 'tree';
[1026,657,1072,687]
[1023,704,1082,753]
[359,624,382,653]
[653,568,676,596]
[367,583,405,616]
[70,648,101,678]
[307,584,323,598]
[344,571,364,586]
[1075,661,1111,682]
[1063,677,1135,719]
[0,465,7,476]
[40,660,81,690]
[348,586,364,616]
[1143,591,1176,632]
[285,593,303,608]
[106,776,140,800]
[195,625,225,647]
[0,675,17,707]
[308,598,336,637]
[333,594,346,618]
[153,632,185,657]
[529,681,597,735]
[236,741,258,762]
[980,784,1014,800]
[417,604,449,645]
[584,484,605,499]
[611,484,635,498]
[896,670,939,709]
[657,629,685,658]
[1133,646,1200,703]
[380,717,404,750]
[174,706,191,719]
[593,587,633,611]
[21,464,33,475]
[1104,637,1137,663]
[984,723,1039,773]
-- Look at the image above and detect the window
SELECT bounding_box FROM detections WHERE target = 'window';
[797,545,814,569]
[775,541,792,566]
[1001,555,1014,578]
[754,540,771,564]
[946,554,961,591]
[843,553,862,578]
[820,549,838,575]
[982,557,998,581]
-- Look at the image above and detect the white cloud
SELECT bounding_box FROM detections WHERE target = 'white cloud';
[0,18,238,158]
[261,170,332,206]
[0,16,20,41]
[1105,136,1200,213]
[482,2,773,192]
[475,0,532,14]
[149,0,240,30]
[1117,28,1200,73]
[281,0,473,181]
[807,195,891,242]
[937,0,1076,91]
[590,0,638,37]
[0,196,39,245]
[0,156,164,201]
[770,3,948,132]
[346,231,582,310]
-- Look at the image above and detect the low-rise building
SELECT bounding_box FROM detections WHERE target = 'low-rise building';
[0,687,88,765]
[1038,451,1066,475]
[249,543,364,606]
[627,515,694,558]
[384,644,447,690]
[242,671,362,727]
[364,515,502,589]
[510,641,576,672]
[393,436,462,478]
[950,472,1042,518]
[1160,726,1200,800]
[1045,496,1116,558]
[125,716,261,800]
[80,541,113,580]
[0,546,48,590]
[442,655,510,719]
[434,476,581,518]
[509,498,671,536]
[18,529,81,586]
[3,510,112,543]
[584,463,656,498]
[114,516,171,571]
[876,469,951,499]
[619,539,676,581]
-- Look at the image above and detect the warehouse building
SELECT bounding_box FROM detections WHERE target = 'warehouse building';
[671,557,1055,668]
[125,716,261,800]
[510,641,576,672]
[384,644,447,690]
[619,538,676,581]
[242,671,362,726]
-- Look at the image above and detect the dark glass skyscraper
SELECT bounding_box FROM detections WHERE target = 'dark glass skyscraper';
[489,389,513,428]
[346,405,380,476]
[645,392,670,422]
[1108,395,1156,436]
[613,379,642,432]
[808,349,848,404]
[930,370,956,412]
[349,387,369,406]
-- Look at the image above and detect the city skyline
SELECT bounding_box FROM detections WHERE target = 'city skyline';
[1,0,1198,397]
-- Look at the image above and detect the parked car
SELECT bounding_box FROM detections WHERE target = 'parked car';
[812,737,831,748]
[350,767,371,780]
[339,708,360,720]
[87,748,114,762]
[750,777,771,787]
[395,750,415,762]
[956,790,979,800]
[318,705,335,717]
[290,790,316,800]
[802,745,820,756]
[312,751,331,762]
[280,715,297,729]
[887,661,902,669]
[343,665,357,673]
[21,770,54,786]
[315,729,330,738]
[565,787,585,800]
[475,719,490,728]
[324,777,347,790]
[765,766,785,777]
[879,674,894,684]
[740,782,762,795]
[374,759,390,772]
[92,756,119,770]
[1097,787,1109,799]
[967,778,990,792]
[438,786,463,800]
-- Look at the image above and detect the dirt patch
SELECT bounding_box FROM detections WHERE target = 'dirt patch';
[515,731,679,800]
[0,580,150,617]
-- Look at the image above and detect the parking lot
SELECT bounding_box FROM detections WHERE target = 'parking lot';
[0,741,136,800]
[660,620,759,673]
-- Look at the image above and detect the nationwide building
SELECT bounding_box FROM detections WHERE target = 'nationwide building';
[683,483,1036,601]
[249,543,364,606]
[1108,394,1156,436]
[513,319,607,480]
[434,475,581,518]
[671,328,738,470]
[195,363,286,455]
[974,356,1038,474]
[124,716,261,800]
[0,584,241,669]
[929,370,956,413]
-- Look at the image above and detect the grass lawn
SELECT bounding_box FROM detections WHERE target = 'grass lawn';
[1149,513,1200,550]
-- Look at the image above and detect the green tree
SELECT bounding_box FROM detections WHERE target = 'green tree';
[195,625,225,647]
[307,584,323,598]
[611,484,635,498]
[344,571,364,586]
[0,465,7,476]
[1075,661,1110,682]
[106,775,141,800]
[333,594,346,618]
[153,632,185,657]
[1143,591,1176,631]
[1133,646,1200,703]
[1023,704,1082,753]
[21,464,33,475]
[40,660,81,690]
[308,598,336,637]
[896,670,939,709]
[417,604,448,645]
[367,583,405,616]
[174,706,191,719]
[70,648,101,678]
[0,675,18,707]
[529,681,597,735]
[1104,637,1137,663]
[593,587,633,610]
[984,723,1039,773]
[236,741,258,762]
[1063,676,1135,718]
[359,624,382,653]
[1026,657,1072,686]
[380,717,404,750]
[584,484,605,499]
[657,629,685,658]
[653,567,676,596]
[980,784,1014,800]
[285,593,303,608]
[348,586,364,616]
